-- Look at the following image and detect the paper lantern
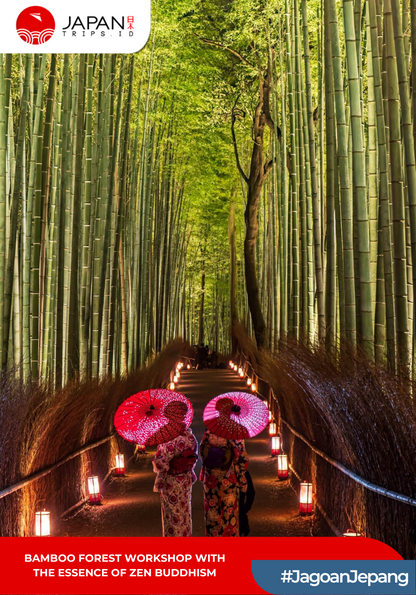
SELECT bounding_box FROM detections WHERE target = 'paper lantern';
[239,369,244,378]
[115,453,125,475]
[343,530,361,537]
[229,360,233,368]
[176,370,181,379]
[169,382,175,390]
[251,383,257,393]
[187,364,191,369]
[173,375,178,383]
[234,364,238,371]
[136,444,146,453]
[268,410,273,422]
[35,510,50,537]
[271,435,280,456]
[247,378,252,386]
[277,454,288,479]
[88,476,101,504]
[299,482,313,515]
[269,422,277,436]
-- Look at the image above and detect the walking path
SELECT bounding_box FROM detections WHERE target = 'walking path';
[57,370,314,537]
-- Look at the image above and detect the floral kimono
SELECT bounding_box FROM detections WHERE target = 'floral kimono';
[152,429,198,537]
[200,430,249,537]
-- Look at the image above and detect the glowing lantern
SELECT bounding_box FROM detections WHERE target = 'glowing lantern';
[115,453,125,475]
[343,530,361,537]
[137,444,146,453]
[269,422,277,436]
[239,369,244,378]
[234,364,238,372]
[169,382,175,390]
[268,410,273,422]
[187,364,191,369]
[88,476,101,504]
[271,436,280,456]
[173,375,179,383]
[277,454,288,479]
[229,360,233,368]
[247,378,252,386]
[299,482,313,515]
[35,510,50,537]
[251,383,257,393]
[176,370,181,379]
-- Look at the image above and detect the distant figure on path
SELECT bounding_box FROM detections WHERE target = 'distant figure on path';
[211,350,218,368]
[152,402,198,536]
[200,429,249,536]
[196,343,207,369]
[239,470,255,536]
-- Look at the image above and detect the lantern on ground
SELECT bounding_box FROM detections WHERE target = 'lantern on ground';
[247,378,252,386]
[136,444,146,453]
[88,476,101,504]
[176,370,181,379]
[251,382,257,393]
[169,381,175,390]
[173,374,179,383]
[271,435,280,456]
[269,422,277,436]
[299,482,313,515]
[343,529,361,537]
[277,454,288,479]
[234,364,238,372]
[115,453,125,475]
[229,360,233,368]
[35,510,50,537]
[187,363,191,369]
[239,369,244,378]
[268,410,273,422]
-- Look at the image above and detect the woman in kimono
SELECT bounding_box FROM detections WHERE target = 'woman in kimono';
[152,401,198,537]
[200,427,249,537]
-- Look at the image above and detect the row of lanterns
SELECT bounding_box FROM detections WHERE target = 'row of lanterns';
[268,411,289,481]
[229,360,257,393]
[266,405,312,514]
[169,361,185,390]
[35,449,133,536]
[266,406,360,533]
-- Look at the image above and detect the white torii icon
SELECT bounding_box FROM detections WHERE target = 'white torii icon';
[30,13,42,22]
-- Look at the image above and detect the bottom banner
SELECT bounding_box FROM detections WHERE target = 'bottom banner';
[0,536,404,595]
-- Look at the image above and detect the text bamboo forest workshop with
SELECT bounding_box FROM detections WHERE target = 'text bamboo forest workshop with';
[25,553,223,577]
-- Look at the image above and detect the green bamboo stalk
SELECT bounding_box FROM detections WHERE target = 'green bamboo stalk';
[342,0,373,355]
[328,0,357,347]
[301,0,324,341]
[385,0,410,372]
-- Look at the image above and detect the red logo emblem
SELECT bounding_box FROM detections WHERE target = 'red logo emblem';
[16,6,55,45]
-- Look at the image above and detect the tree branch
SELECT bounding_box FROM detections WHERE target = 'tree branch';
[264,157,275,176]
[263,59,275,133]
[231,98,249,185]
[197,36,256,70]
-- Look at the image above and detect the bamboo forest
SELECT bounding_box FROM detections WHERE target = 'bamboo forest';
[1,0,416,558]
[3,0,416,382]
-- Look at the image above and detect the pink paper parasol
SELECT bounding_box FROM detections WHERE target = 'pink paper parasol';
[203,391,269,440]
[114,389,193,446]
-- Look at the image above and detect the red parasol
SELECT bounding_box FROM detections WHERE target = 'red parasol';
[203,391,269,440]
[114,389,193,446]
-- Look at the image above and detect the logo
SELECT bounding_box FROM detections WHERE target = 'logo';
[16,6,55,45]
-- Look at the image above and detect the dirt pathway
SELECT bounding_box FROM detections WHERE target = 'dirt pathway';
[57,370,313,537]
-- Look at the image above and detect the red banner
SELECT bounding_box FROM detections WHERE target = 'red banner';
[0,536,402,595]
